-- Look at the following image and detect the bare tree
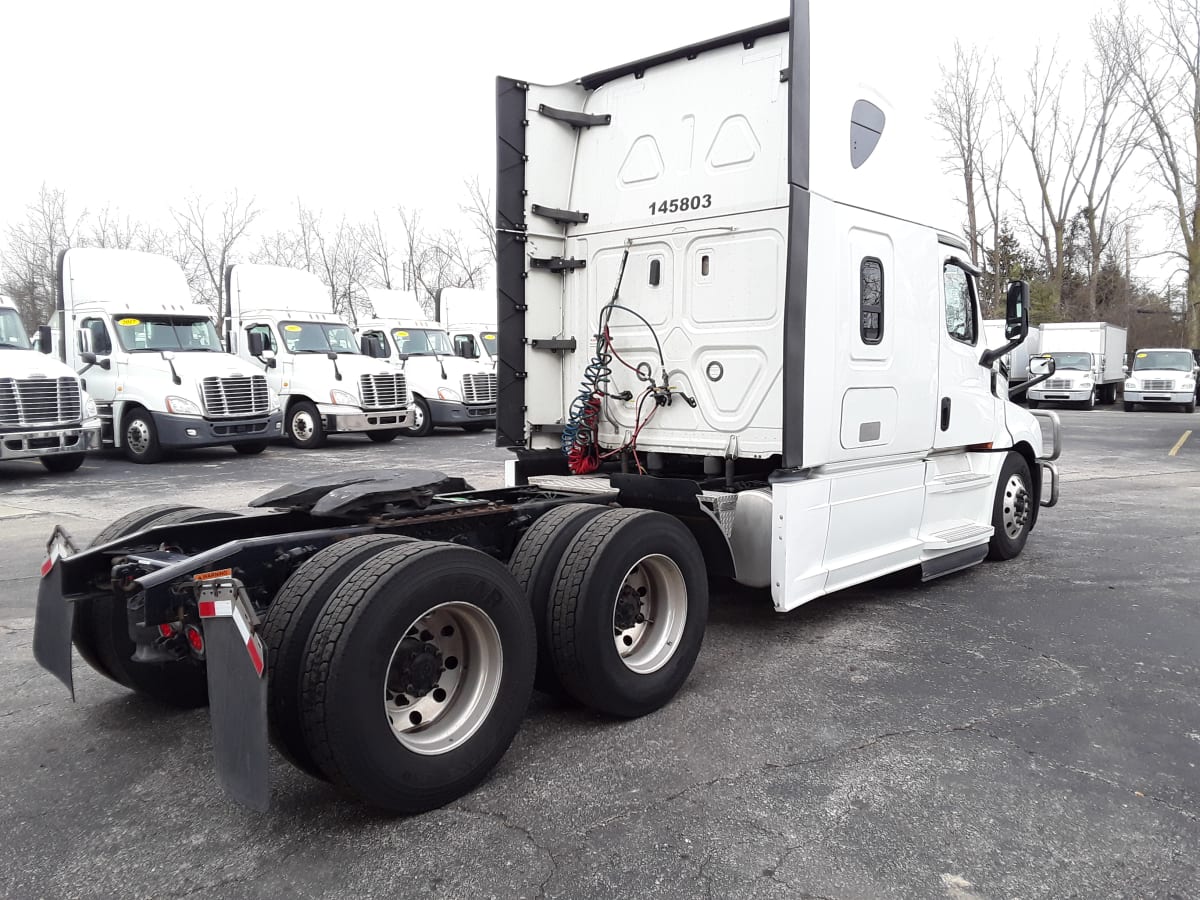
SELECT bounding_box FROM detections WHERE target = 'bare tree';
[461,176,497,266]
[1119,0,1200,345]
[87,206,147,250]
[1008,48,1091,317]
[933,42,989,262]
[359,212,399,289]
[399,206,489,318]
[0,184,85,332]
[171,191,260,325]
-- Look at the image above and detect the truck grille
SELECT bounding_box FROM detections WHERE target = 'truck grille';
[0,377,82,427]
[1141,379,1174,391]
[461,372,497,405]
[359,373,408,410]
[201,375,270,418]
[1044,379,1072,390]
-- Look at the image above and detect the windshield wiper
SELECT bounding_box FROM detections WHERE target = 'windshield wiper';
[0,341,26,349]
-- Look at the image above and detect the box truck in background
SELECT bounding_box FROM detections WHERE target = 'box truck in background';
[1,294,101,472]
[984,319,1040,402]
[1123,348,1197,412]
[1028,321,1127,409]
[55,248,281,463]
[224,264,413,448]
[357,289,496,435]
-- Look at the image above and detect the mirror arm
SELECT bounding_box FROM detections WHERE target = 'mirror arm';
[979,336,1021,369]
[1008,359,1057,399]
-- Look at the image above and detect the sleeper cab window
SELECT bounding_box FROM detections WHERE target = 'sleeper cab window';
[942,263,977,345]
[859,257,883,344]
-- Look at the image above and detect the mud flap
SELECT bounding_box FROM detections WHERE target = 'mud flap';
[32,561,75,699]
[196,580,270,812]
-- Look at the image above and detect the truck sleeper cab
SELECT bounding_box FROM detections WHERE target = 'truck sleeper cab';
[225,265,413,448]
[56,248,282,463]
[357,289,497,436]
[1124,348,1198,412]
[32,1,1060,818]
[0,296,101,472]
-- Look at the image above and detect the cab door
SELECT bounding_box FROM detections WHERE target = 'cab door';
[933,257,994,449]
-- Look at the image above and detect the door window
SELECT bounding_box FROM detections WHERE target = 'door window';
[79,318,112,355]
[943,264,977,345]
[247,324,276,353]
[453,334,479,359]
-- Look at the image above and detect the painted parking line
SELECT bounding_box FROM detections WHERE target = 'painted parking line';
[1169,430,1193,457]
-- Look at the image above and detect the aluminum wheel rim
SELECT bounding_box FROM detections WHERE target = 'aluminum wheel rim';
[292,410,315,441]
[411,404,425,430]
[612,554,687,674]
[383,601,503,756]
[126,420,151,455]
[1001,473,1031,539]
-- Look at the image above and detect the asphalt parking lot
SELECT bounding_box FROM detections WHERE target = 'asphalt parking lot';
[1,408,1198,899]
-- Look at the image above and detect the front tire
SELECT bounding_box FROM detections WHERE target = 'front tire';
[1185,400,1196,414]
[233,441,268,455]
[299,541,535,813]
[1124,401,1136,412]
[404,397,434,437]
[121,409,164,464]
[40,453,86,473]
[1083,389,1095,411]
[548,508,708,718]
[287,400,326,449]
[367,429,402,443]
[1027,399,1040,410]
[461,423,487,433]
[987,453,1033,561]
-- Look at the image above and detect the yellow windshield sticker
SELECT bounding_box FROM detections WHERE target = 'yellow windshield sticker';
[117,317,140,326]
[395,330,409,337]
[484,333,496,341]
[1136,352,1147,358]
[284,324,302,332]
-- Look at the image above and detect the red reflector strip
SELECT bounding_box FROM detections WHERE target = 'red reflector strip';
[198,599,233,619]
[246,635,265,677]
[40,558,53,577]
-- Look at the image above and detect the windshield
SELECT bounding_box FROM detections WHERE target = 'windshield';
[479,331,497,358]
[392,328,454,356]
[0,308,31,349]
[279,321,360,354]
[113,315,222,352]
[1132,350,1193,372]
[1048,351,1092,371]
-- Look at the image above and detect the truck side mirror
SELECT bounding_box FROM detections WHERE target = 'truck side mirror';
[1004,280,1029,342]
[37,325,52,354]
[79,351,112,371]
[247,331,265,357]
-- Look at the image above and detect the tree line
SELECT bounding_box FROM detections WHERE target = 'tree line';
[934,0,1200,348]
[0,178,495,334]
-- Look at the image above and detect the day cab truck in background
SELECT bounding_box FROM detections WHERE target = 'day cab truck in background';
[224,264,414,448]
[1123,348,1198,412]
[33,0,1060,817]
[356,289,497,436]
[0,294,101,473]
[54,248,282,463]
[439,286,498,367]
[984,319,1040,403]
[1027,321,1127,410]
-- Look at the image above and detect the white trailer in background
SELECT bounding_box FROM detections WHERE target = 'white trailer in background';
[224,265,413,448]
[439,287,498,367]
[33,1,1061,817]
[356,289,497,435]
[1028,321,1127,409]
[984,319,1040,401]
[55,248,281,463]
[0,294,101,472]
[1123,348,1198,412]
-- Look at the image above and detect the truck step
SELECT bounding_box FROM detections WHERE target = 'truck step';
[921,522,992,549]
[926,471,992,494]
[529,474,618,495]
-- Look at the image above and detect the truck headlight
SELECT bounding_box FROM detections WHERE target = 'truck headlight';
[83,394,98,419]
[166,396,202,416]
[437,387,462,402]
[1079,381,1093,389]
[268,388,281,412]
[1183,379,1196,391]
[330,389,359,407]
[1125,380,1138,390]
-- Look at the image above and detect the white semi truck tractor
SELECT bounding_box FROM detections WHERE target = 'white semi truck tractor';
[55,248,282,463]
[33,1,1059,816]
[439,286,498,367]
[356,289,497,435]
[0,295,101,473]
[224,264,414,448]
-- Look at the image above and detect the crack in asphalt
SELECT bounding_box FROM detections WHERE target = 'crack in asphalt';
[452,804,558,898]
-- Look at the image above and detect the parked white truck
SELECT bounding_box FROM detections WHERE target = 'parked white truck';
[34,1,1059,816]
[224,264,413,448]
[357,289,497,435]
[984,319,1040,402]
[1028,321,1127,409]
[0,295,101,472]
[55,248,282,463]
[439,286,498,366]
[1123,348,1198,412]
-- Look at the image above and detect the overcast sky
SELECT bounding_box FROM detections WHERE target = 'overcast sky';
[2,0,1151,268]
